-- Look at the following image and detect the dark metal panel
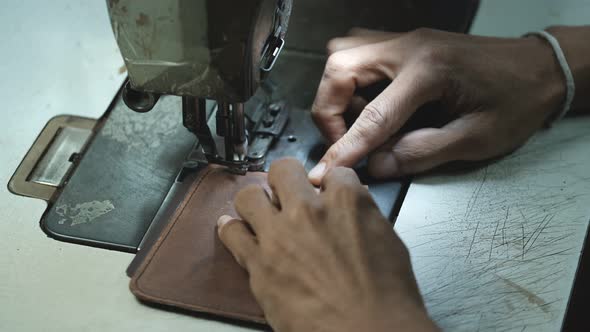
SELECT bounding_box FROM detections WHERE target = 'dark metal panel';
[41,95,197,251]
[285,0,480,53]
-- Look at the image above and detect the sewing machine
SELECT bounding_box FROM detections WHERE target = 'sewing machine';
[8,0,477,252]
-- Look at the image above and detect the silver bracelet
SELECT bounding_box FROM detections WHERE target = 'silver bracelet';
[524,30,575,123]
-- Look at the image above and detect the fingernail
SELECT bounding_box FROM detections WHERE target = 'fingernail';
[308,162,326,181]
[217,215,234,232]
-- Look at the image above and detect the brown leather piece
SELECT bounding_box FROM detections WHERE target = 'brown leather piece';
[129,166,268,323]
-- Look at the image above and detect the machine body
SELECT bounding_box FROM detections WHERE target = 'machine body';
[107,0,292,172]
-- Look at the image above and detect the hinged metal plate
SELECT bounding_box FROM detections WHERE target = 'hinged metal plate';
[8,115,96,201]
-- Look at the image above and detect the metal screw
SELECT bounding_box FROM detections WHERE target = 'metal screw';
[249,151,263,158]
[269,103,281,116]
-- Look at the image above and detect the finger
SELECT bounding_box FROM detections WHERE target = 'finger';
[348,95,368,116]
[268,158,317,210]
[344,96,368,127]
[320,167,362,193]
[217,215,258,270]
[367,114,497,178]
[235,185,277,234]
[309,66,443,185]
[347,27,400,38]
[327,33,399,54]
[311,43,398,143]
[316,184,369,194]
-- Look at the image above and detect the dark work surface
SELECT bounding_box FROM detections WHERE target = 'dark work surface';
[42,94,197,252]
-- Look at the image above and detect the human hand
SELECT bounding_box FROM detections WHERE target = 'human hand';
[217,158,437,332]
[308,28,565,184]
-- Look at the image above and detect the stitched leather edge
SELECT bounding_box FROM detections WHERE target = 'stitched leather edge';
[129,167,266,324]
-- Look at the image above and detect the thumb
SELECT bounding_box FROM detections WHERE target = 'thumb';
[367,116,492,178]
[217,215,259,270]
[309,67,441,185]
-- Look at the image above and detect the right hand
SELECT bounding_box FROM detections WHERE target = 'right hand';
[308,28,566,184]
[217,159,437,332]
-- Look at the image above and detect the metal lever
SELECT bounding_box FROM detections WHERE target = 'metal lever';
[182,97,218,159]
[8,116,96,201]
[260,36,285,72]
[260,10,286,72]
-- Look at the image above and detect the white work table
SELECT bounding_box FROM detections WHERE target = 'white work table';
[1,1,589,331]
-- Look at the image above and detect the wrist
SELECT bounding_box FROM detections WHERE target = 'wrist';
[520,34,567,124]
[373,308,439,332]
[348,298,439,332]
[545,26,590,111]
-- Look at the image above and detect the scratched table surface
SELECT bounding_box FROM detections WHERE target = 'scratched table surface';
[1,1,589,331]
[396,118,590,331]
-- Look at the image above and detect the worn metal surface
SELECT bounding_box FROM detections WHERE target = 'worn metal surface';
[107,0,292,102]
[28,126,93,187]
[8,116,97,201]
[40,95,196,251]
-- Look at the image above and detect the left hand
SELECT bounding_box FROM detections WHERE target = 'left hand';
[308,28,566,183]
[217,158,437,332]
